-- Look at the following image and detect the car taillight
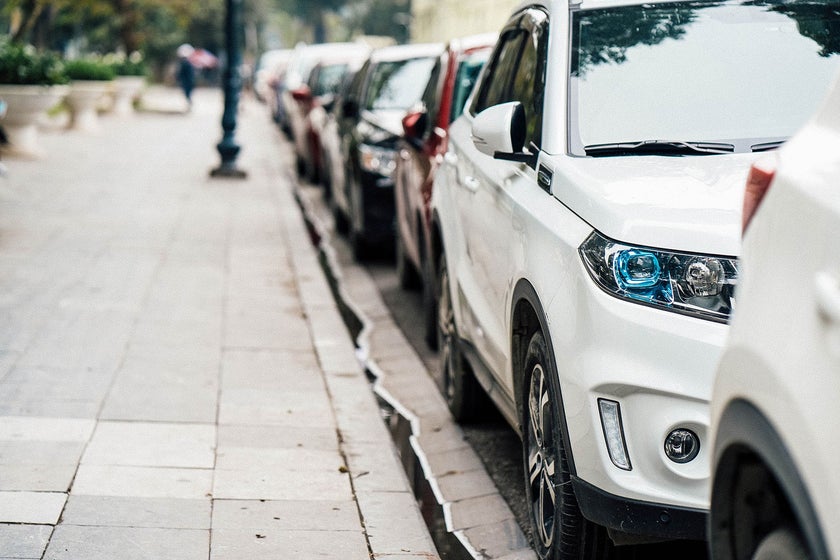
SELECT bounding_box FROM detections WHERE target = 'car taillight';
[742,159,776,234]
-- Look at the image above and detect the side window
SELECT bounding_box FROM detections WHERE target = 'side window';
[419,57,444,138]
[470,29,526,115]
[511,16,548,149]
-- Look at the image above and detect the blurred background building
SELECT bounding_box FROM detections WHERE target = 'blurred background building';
[411,0,516,43]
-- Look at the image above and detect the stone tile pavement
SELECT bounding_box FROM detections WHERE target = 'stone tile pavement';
[0,86,438,559]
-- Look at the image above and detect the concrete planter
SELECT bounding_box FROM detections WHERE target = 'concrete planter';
[66,80,112,132]
[112,76,146,116]
[0,84,69,158]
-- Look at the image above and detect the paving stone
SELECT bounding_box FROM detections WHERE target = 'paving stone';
[460,518,533,559]
[221,348,323,391]
[421,447,486,478]
[0,417,95,443]
[211,499,360,531]
[210,528,368,560]
[435,468,499,503]
[99,363,219,423]
[216,424,339,451]
[0,463,77,492]
[342,440,412,493]
[61,496,210,529]
[213,467,352,501]
[0,441,85,464]
[16,309,133,373]
[72,465,213,500]
[0,491,66,524]
[0,523,52,558]
[215,446,343,471]
[447,494,516,531]
[224,309,313,350]
[82,422,215,468]
[44,525,208,560]
[218,389,334,428]
[357,490,438,556]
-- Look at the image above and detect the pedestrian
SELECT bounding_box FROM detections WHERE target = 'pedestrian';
[176,43,196,110]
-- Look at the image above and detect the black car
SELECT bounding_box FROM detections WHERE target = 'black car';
[333,43,443,260]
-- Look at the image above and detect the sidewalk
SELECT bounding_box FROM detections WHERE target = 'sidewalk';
[0,86,438,560]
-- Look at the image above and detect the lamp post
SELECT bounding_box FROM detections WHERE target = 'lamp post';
[211,0,247,178]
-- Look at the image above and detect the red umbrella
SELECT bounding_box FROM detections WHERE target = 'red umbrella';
[189,49,219,69]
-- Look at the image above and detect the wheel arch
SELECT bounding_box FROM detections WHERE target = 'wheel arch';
[511,278,577,476]
[711,398,828,560]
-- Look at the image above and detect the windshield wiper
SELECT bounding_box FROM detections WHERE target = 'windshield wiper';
[751,139,786,152]
[584,140,735,157]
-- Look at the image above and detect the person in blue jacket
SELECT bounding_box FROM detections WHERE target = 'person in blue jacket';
[176,44,196,110]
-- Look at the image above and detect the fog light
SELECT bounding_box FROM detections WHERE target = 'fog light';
[664,429,700,463]
[598,399,631,470]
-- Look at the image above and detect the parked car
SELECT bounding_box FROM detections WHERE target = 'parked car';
[429,1,840,557]
[298,50,370,184]
[332,43,443,260]
[253,48,291,105]
[393,33,496,348]
[281,43,371,178]
[709,75,840,560]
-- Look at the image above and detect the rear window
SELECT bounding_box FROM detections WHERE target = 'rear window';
[364,57,437,111]
[569,0,840,154]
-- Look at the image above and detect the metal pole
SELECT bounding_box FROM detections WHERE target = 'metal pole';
[211,0,247,178]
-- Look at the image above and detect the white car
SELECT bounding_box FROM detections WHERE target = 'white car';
[429,0,840,556]
[709,76,840,560]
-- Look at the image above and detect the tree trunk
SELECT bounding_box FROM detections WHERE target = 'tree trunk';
[10,0,46,44]
[112,0,141,53]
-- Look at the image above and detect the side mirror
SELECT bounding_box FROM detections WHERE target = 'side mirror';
[319,93,336,112]
[471,101,526,157]
[402,108,429,144]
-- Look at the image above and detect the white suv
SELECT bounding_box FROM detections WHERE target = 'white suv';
[429,0,840,557]
[709,76,840,560]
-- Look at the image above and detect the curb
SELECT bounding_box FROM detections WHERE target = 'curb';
[293,183,537,560]
[277,166,439,559]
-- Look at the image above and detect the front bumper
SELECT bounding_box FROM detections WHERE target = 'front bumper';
[546,267,728,522]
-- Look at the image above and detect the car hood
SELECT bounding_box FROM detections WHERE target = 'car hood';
[359,109,406,141]
[551,153,761,256]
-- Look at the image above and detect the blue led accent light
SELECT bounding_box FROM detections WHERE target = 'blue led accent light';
[615,249,661,289]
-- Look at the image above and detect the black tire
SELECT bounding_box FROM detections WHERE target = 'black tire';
[421,240,438,350]
[331,195,349,235]
[396,226,421,290]
[350,224,369,261]
[522,331,611,560]
[438,254,481,421]
[753,527,810,560]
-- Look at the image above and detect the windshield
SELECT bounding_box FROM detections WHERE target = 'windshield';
[365,57,437,111]
[312,63,348,97]
[569,0,840,155]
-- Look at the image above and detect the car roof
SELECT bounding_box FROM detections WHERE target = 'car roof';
[513,0,716,15]
[448,32,498,55]
[369,42,444,63]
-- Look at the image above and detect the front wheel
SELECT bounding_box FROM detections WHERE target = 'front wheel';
[522,331,611,560]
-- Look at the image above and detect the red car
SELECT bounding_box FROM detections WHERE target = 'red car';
[393,33,496,347]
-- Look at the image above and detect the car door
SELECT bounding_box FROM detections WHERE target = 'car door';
[454,12,548,389]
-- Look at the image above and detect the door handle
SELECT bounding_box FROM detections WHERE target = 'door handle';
[815,271,840,324]
[463,176,480,193]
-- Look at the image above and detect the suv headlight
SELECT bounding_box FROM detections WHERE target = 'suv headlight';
[579,231,737,323]
[359,144,397,178]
